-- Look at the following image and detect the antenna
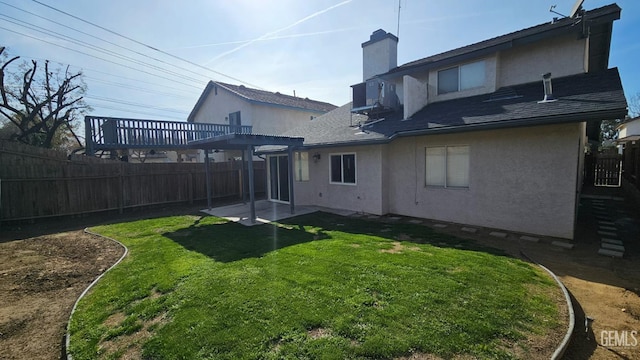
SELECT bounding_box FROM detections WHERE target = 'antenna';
[397,0,402,39]
[569,0,585,18]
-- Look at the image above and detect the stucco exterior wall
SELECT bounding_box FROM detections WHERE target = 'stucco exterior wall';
[293,145,387,214]
[498,33,587,88]
[190,86,321,161]
[385,123,582,239]
[619,118,640,138]
[251,104,316,135]
[427,56,498,103]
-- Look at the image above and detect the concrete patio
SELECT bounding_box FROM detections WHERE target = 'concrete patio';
[201,200,356,226]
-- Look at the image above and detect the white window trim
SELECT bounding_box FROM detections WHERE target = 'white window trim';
[329,152,357,186]
[425,145,470,189]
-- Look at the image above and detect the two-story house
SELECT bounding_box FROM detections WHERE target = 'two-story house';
[260,4,627,240]
[188,81,336,162]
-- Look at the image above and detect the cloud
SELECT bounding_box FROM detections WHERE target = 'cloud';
[203,0,352,65]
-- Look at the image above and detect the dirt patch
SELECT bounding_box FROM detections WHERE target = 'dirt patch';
[0,230,124,360]
[307,327,331,339]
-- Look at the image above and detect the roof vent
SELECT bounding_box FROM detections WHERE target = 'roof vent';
[538,72,557,103]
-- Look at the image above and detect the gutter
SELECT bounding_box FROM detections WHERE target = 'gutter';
[257,107,626,154]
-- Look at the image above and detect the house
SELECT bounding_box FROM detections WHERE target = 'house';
[187,81,336,162]
[259,4,627,240]
[617,117,640,201]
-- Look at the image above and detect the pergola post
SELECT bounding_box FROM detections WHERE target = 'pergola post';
[204,150,212,210]
[84,116,94,156]
[247,145,256,223]
[241,149,248,203]
[288,146,295,214]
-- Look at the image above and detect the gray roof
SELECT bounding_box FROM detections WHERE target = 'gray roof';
[381,4,621,79]
[261,68,626,151]
[188,81,337,122]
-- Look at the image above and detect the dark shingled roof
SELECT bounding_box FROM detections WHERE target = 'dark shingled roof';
[188,81,337,122]
[262,68,626,151]
[381,4,621,79]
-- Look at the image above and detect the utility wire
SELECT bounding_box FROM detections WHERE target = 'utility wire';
[0,14,206,86]
[30,0,264,89]
[0,1,224,87]
[0,26,204,90]
[86,95,189,114]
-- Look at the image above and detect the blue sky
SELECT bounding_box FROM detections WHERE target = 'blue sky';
[1,0,638,122]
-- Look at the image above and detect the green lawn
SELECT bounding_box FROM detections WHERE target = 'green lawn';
[68,212,561,359]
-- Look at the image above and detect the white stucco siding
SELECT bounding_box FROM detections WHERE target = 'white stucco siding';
[498,33,587,88]
[619,118,640,138]
[191,89,253,126]
[294,145,386,214]
[251,104,317,136]
[386,123,582,239]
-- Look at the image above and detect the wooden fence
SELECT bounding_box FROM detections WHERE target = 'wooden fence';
[584,152,622,187]
[0,141,265,221]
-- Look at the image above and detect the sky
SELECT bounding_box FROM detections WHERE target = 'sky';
[1,0,639,124]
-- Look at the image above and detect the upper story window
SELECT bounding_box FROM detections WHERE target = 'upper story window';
[437,60,485,94]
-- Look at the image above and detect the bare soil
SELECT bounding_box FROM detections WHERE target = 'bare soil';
[0,230,124,360]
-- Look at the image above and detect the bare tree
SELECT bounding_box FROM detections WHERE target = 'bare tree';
[0,47,89,150]
[628,92,640,119]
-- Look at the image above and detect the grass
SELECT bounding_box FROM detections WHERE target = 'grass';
[68,212,561,359]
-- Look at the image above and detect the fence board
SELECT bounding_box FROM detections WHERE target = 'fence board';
[0,141,266,221]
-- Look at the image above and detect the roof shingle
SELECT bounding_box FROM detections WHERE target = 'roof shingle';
[266,68,626,150]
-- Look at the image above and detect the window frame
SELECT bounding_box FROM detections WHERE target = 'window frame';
[425,145,470,188]
[329,153,357,185]
[294,151,309,182]
[437,60,485,95]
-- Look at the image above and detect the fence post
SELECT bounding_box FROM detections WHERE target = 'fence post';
[118,163,124,214]
[188,171,194,205]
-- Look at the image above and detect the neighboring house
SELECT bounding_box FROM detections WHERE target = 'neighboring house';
[260,4,627,240]
[188,81,336,162]
[617,117,640,199]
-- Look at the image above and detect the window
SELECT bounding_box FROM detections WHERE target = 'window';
[437,60,485,94]
[294,151,309,181]
[229,111,241,132]
[330,153,356,184]
[426,146,469,187]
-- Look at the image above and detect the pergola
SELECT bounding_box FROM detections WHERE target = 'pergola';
[188,133,303,224]
[84,116,304,224]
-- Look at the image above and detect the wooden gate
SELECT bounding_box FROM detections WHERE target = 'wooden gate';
[591,153,622,187]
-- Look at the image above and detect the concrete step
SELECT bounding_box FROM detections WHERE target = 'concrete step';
[598,248,624,258]
[552,241,574,249]
[601,238,624,246]
[599,225,617,232]
[598,230,618,237]
[489,231,507,238]
[520,235,540,242]
[601,243,625,252]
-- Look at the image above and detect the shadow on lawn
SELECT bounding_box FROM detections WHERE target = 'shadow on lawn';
[164,211,506,263]
[164,217,329,263]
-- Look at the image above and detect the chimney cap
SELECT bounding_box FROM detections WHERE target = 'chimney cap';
[362,29,398,48]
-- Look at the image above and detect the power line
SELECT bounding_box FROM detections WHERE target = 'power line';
[0,14,207,86]
[0,26,204,90]
[86,95,189,114]
[30,0,264,89]
[0,0,222,86]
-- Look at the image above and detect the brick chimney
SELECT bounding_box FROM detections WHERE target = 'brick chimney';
[361,29,398,81]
